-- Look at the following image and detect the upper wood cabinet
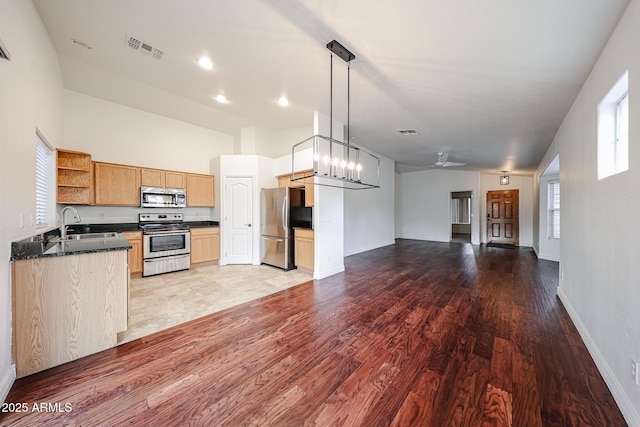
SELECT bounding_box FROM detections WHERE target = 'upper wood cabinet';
[140,168,186,189]
[94,162,141,206]
[56,149,92,205]
[166,171,186,188]
[277,170,314,207]
[186,173,214,207]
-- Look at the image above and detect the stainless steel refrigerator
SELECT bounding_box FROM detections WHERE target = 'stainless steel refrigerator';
[261,187,305,270]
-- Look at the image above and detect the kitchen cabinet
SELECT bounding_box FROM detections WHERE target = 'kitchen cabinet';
[56,149,92,204]
[122,231,142,274]
[166,171,187,188]
[294,228,314,273]
[141,168,186,189]
[12,250,128,378]
[277,170,314,207]
[186,173,215,207]
[94,162,141,206]
[190,227,220,264]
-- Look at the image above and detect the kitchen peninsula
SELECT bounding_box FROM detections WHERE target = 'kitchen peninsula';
[11,232,131,378]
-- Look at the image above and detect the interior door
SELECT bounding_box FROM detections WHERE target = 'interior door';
[486,190,519,245]
[224,177,253,264]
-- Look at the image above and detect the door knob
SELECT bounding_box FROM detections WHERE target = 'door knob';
[245,224,252,227]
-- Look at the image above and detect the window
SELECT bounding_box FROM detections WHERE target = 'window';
[598,70,629,180]
[548,180,560,239]
[451,193,471,224]
[35,131,54,227]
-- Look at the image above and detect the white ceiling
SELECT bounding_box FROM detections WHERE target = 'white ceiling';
[33,0,629,174]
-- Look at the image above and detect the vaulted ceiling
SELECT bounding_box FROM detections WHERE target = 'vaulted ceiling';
[34,0,629,173]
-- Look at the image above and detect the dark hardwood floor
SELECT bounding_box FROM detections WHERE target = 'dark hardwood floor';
[1,239,627,426]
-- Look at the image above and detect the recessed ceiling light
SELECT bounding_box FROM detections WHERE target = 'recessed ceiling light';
[277,96,289,107]
[197,56,214,70]
[215,94,228,104]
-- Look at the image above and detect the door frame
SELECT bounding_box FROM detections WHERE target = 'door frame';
[223,176,254,265]
[486,189,520,245]
[450,190,474,243]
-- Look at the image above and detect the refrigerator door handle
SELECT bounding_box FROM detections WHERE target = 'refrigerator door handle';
[282,195,287,231]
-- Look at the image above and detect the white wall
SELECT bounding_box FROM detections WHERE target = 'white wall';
[344,155,395,256]
[0,0,65,402]
[313,112,345,279]
[537,1,640,423]
[238,125,314,159]
[63,90,234,174]
[537,173,560,261]
[395,169,481,245]
[480,173,534,246]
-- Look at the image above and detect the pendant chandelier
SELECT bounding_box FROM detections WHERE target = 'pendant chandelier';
[291,40,380,190]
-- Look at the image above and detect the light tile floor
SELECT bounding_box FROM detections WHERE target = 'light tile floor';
[118,264,313,343]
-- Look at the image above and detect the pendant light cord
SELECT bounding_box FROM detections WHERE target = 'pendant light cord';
[347,61,350,146]
[329,54,333,141]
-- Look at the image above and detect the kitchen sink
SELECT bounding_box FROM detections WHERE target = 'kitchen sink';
[50,232,120,242]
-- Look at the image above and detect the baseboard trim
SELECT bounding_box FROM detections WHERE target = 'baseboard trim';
[557,288,640,427]
[0,364,16,403]
[344,239,395,257]
[314,264,345,280]
[537,251,559,262]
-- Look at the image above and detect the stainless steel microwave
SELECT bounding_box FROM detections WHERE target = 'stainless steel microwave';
[140,186,186,208]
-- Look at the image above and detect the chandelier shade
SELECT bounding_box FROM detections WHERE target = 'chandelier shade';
[291,135,380,190]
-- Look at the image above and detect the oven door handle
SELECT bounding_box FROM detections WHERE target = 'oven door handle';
[143,230,190,237]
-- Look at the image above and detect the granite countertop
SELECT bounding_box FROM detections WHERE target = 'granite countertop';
[11,220,219,261]
[65,221,219,234]
[11,234,132,261]
[184,220,220,228]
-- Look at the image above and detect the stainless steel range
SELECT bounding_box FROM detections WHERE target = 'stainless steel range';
[139,213,190,277]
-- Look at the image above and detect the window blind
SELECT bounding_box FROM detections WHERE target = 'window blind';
[35,133,53,226]
[547,180,560,239]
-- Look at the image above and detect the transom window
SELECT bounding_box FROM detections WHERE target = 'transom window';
[597,70,629,180]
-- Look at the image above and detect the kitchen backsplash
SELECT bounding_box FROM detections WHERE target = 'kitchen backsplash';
[59,205,217,224]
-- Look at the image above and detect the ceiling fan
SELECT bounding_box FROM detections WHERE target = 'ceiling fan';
[429,152,466,168]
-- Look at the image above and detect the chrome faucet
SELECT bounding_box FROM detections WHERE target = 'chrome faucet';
[60,206,81,239]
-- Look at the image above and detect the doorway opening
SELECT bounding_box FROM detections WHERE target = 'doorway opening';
[451,191,472,243]
[486,189,519,245]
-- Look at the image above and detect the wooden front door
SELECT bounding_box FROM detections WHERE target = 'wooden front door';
[487,190,519,245]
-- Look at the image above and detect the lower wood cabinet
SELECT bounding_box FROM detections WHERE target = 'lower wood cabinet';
[190,227,220,264]
[12,250,128,378]
[294,228,314,273]
[122,231,142,274]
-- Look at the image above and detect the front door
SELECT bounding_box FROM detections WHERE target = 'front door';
[486,190,519,245]
[224,177,253,264]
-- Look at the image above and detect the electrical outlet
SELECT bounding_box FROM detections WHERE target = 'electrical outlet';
[632,358,640,385]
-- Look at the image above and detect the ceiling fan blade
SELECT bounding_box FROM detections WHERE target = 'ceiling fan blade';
[438,152,448,164]
[442,161,466,167]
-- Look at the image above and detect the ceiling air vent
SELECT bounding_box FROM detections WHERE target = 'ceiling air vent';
[398,129,419,136]
[0,37,11,61]
[126,34,164,60]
